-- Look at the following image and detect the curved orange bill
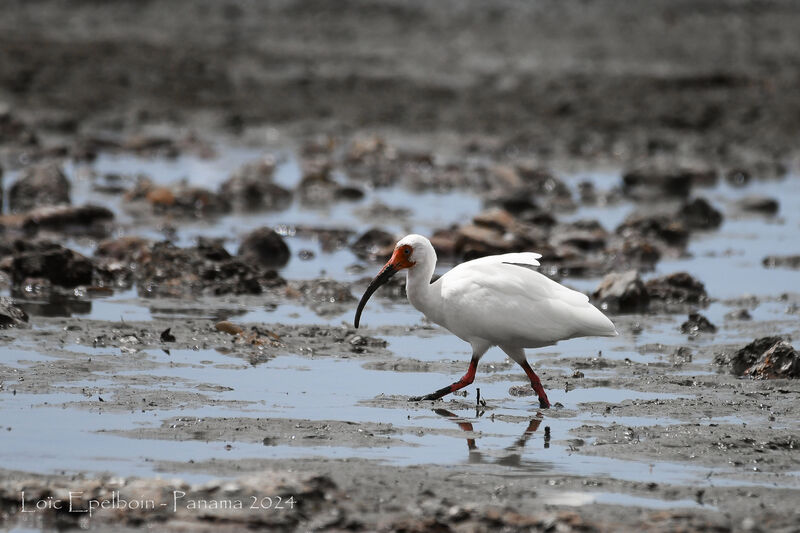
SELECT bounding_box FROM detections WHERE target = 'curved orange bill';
[354,263,398,328]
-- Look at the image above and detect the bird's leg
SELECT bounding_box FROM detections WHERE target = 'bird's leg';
[520,360,551,409]
[409,358,478,402]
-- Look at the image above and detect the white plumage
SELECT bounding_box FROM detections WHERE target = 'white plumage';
[354,234,618,408]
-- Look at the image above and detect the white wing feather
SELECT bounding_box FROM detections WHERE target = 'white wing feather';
[434,258,616,348]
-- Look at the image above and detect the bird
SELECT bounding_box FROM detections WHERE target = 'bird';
[354,234,618,408]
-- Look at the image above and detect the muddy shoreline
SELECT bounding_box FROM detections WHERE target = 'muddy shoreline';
[2,1,800,531]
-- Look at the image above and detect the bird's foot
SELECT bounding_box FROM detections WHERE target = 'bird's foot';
[538,397,551,409]
[408,394,437,402]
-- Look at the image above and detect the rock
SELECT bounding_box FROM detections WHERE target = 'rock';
[216,320,244,335]
[455,224,521,260]
[717,337,800,379]
[10,242,93,288]
[615,239,662,270]
[616,212,689,248]
[0,297,29,328]
[350,228,396,261]
[763,255,800,269]
[9,162,71,212]
[237,228,291,268]
[645,272,708,306]
[137,241,284,298]
[21,204,114,235]
[736,195,779,214]
[473,208,516,232]
[680,312,717,334]
[677,198,723,229]
[724,308,752,321]
[95,236,152,264]
[550,222,608,252]
[219,158,292,211]
[592,271,650,312]
[621,168,694,199]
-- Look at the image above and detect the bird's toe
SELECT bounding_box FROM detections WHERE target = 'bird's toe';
[408,395,423,402]
[538,398,551,409]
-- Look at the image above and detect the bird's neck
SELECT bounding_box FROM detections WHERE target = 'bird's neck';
[405,260,440,320]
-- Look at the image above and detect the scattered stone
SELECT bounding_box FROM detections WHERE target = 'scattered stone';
[621,168,694,199]
[592,271,650,312]
[20,204,114,235]
[9,162,71,212]
[725,308,752,321]
[645,272,708,306]
[219,157,292,211]
[716,337,800,379]
[237,227,291,268]
[455,224,519,259]
[763,255,800,269]
[10,242,93,288]
[616,212,689,249]
[350,228,396,261]
[509,385,535,396]
[216,321,244,335]
[160,327,176,342]
[0,297,29,328]
[677,197,723,229]
[680,312,717,335]
[736,195,779,214]
[671,346,693,365]
[136,241,283,298]
[293,278,355,315]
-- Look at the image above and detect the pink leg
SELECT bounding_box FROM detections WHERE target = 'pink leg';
[520,360,551,408]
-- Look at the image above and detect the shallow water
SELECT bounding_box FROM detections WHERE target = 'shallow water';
[2,142,800,512]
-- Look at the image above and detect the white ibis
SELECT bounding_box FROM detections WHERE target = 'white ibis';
[354,234,618,408]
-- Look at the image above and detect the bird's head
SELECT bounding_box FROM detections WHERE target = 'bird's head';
[354,234,433,328]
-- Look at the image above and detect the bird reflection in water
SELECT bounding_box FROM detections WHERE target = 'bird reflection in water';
[433,408,550,466]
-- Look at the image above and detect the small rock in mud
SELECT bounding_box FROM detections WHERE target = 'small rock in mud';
[592,270,650,312]
[671,346,693,364]
[20,204,114,236]
[725,308,752,321]
[216,320,244,335]
[350,228,396,261]
[680,312,717,334]
[127,177,229,217]
[716,336,800,379]
[645,272,708,306]
[677,197,723,230]
[509,385,535,396]
[616,211,688,249]
[10,241,93,288]
[736,195,779,214]
[0,297,29,328]
[137,241,283,297]
[762,255,800,270]
[455,224,519,259]
[237,227,291,268]
[8,162,71,212]
[621,168,695,199]
[219,157,292,211]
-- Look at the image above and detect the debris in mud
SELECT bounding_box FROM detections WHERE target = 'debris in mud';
[17,204,114,236]
[725,308,752,321]
[0,297,28,328]
[616,211,689,250]
[8,161,71,212]
[762,255,800,270]
[350,228,396,261]
[216,320,244,335]
[621,168,696,199]
[592,270,650,312]
[9,241,93,288]
[136,241,284,297]
[160,327,176,342]
[677,197,723,229]
[645,272,708,308]
[715,336,800,378]
[736,195,779,215]
[237,227,291,268]
[680,312,717,335]
[219,157,292,211]
[126,176,229,217]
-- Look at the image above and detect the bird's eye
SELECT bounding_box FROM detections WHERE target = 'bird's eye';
[404,247,410,255]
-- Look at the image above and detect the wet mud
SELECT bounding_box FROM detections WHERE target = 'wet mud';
[2,1,800,531]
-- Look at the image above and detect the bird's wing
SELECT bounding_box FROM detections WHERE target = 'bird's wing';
[459,252,542,268]
[437,261,616,348]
